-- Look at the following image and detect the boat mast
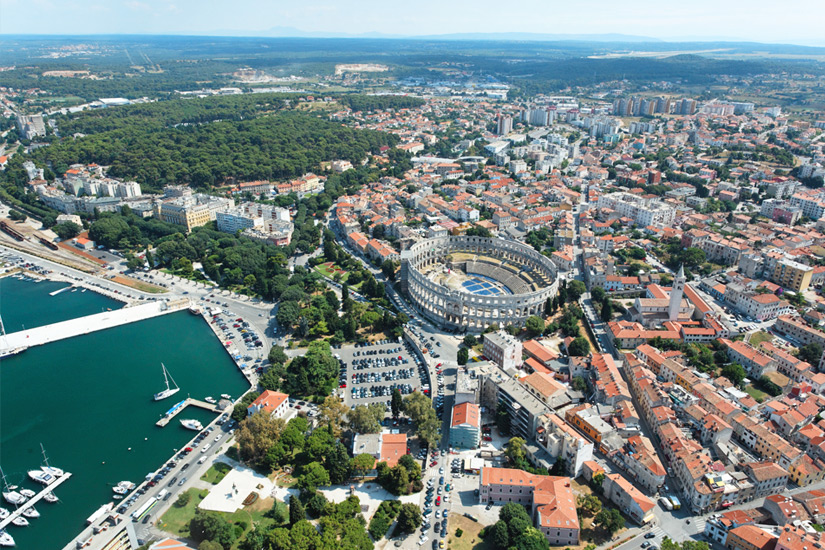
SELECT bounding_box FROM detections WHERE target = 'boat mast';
[164,364,179,390]
[40,443,50,468]
[161,363,170,391]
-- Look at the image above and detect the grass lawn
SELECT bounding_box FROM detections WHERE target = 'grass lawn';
[568,478,627,549]
[201,462,232,484]
[744,385,768,403]
[447,514,492,550]
[314,262,348,280]
[157,488,209,536]
[112,275,166,294]
[749,331,773,347]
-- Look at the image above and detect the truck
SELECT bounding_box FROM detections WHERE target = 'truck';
[669,496,681,510]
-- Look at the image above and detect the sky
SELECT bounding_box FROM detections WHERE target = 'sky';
[1,0,824,46]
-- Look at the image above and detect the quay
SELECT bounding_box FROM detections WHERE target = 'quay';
[0,300,189,353]
[156,397,223,427]
[49,284,74,296]
[0,473,73,530]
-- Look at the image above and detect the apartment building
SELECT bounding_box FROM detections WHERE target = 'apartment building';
[483,331,523,371]
[479,468,580,547]
[565,404,614,447]
[449,402,481,449]
[774,316,825,349]
[602,473,656,524]
[720,339,775,378]
[596,192,676,227]
[614,435,666,494]
[732,413,802,469]
[726,525,778,550]
[771,258,814,293]
[536,413,594,477]
[723,284,794,321]
[790,189,825,220]
[742,462,791,498]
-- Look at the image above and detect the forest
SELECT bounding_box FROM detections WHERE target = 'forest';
[33,111,398,190]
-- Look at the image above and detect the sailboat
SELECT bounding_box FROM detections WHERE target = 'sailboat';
[0,469,26,506]
[153,363,180,401]
[39,444,64,479]
[0,529,15,547]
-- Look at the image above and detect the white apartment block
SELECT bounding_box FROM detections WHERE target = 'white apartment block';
[596,192,676,227]
[483,331,523,371]
[790,189,825,220]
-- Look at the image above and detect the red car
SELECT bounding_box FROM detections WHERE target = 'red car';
[184,447,193,453]
[233,323,240,328]
[436,363,442,368]
[430,461,438,467]
[339,383,347,388]
[235,318,243,322]
[483,436,492,442]
[435,496,441,506]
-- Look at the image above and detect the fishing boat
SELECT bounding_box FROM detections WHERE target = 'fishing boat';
[39,444,64,479]
[0,469,25,506]
[26,469,55,486]
[153,363,180,401]
[111,481,134,496]
[20,507,38,519]
[0,530,14,547]
[10,516,28,527]
[42,492,58,504]
[17,491,34,500]
[204,396,216,404]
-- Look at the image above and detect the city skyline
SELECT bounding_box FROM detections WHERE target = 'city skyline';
[1,0,824,46]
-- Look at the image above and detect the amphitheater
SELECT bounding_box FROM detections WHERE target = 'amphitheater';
[399,236,559,332]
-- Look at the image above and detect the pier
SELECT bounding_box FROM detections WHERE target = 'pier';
[156,397,223,427]
[0,300,189,353]
[0,473,73,530]
[49,284,74,296]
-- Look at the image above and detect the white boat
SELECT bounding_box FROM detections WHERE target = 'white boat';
[204,396,216,404]
[27,469,55,485]
[111,481,134,496]
[10,517,27,527]
[220,393,231,400]
[1,466,26,506]
[20,507,38,519]
[0,509,8,519]
[180,419,203,431]
[113,495,123,500]
[1,492,25,506]
[18,490,34,499]
[42,492,58,504]
[39,444,64,478]
[153,363,180,401]
[0,529,13,547]
[112,486,128,495]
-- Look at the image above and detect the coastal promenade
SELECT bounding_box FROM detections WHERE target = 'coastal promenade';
[0,300,189,353]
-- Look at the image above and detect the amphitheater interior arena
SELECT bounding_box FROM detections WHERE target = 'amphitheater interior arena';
[399,236,559,332]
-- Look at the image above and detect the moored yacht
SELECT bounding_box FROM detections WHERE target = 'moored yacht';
[204,396,216,404]
[42,492,58,504]
[0,530,14,547]
[180,419,203,431]
[27,469,55,485]
[20,507,38,519]
[39,444,64,478]
[153,363,180,401]
[17,491,34,500]
[10,516,27,527]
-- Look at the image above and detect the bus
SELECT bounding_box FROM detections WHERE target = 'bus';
[658,497,673,511]
[669,496,681,510]
[131,497,159,522]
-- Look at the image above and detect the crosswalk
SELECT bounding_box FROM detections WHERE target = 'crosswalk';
[645,516,706,543]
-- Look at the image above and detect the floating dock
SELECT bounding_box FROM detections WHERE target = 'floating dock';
[0,472,72,530]
[156,397,222,427]
[49,285,74,296]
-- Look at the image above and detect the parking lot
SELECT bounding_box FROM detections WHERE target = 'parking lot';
[206,308,267,366]
[336,339,430,410]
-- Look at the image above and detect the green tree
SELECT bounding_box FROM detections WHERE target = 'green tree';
[567,280,586,302]
[505,437,527,465]
[267,500,288,524]
[325,442,353,485]
[391,388,403,418]
[236,412,286,466]
[306,492,328,518]
[289,495,306,525]
[525,315,545,337]
[198,541,223,550]
[52,221,81,240]
[176,491,191,507]
[490,520,510,548]
[572,376,587,392]
[396,503,422,534]
[600,298,613,322]
[318,395,349,438]
[231,391,259,423]
[297,461,331,492]
[798,343,824,365]
[351,453,376,477]
[568,336,591,356]
[591,286,606,303]
[463,334,478,348]
[721,363,747,386]
[500,502,531,524]
[576,494,602,516]
[348,403,384,434]
[594,508,625,535]
[268,345,288,365]
[457,347,469,365]
[7,210,26,222]
[190,510,235,549]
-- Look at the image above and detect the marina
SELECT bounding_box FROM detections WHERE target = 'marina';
[0,474,73,530]
[0,277,250,549]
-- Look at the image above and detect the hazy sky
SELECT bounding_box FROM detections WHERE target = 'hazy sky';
[1,0,824,46]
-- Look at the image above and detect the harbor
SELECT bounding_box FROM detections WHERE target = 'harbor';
[0,277,250,549]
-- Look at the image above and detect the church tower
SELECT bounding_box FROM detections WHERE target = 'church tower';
[668,265,685,321]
